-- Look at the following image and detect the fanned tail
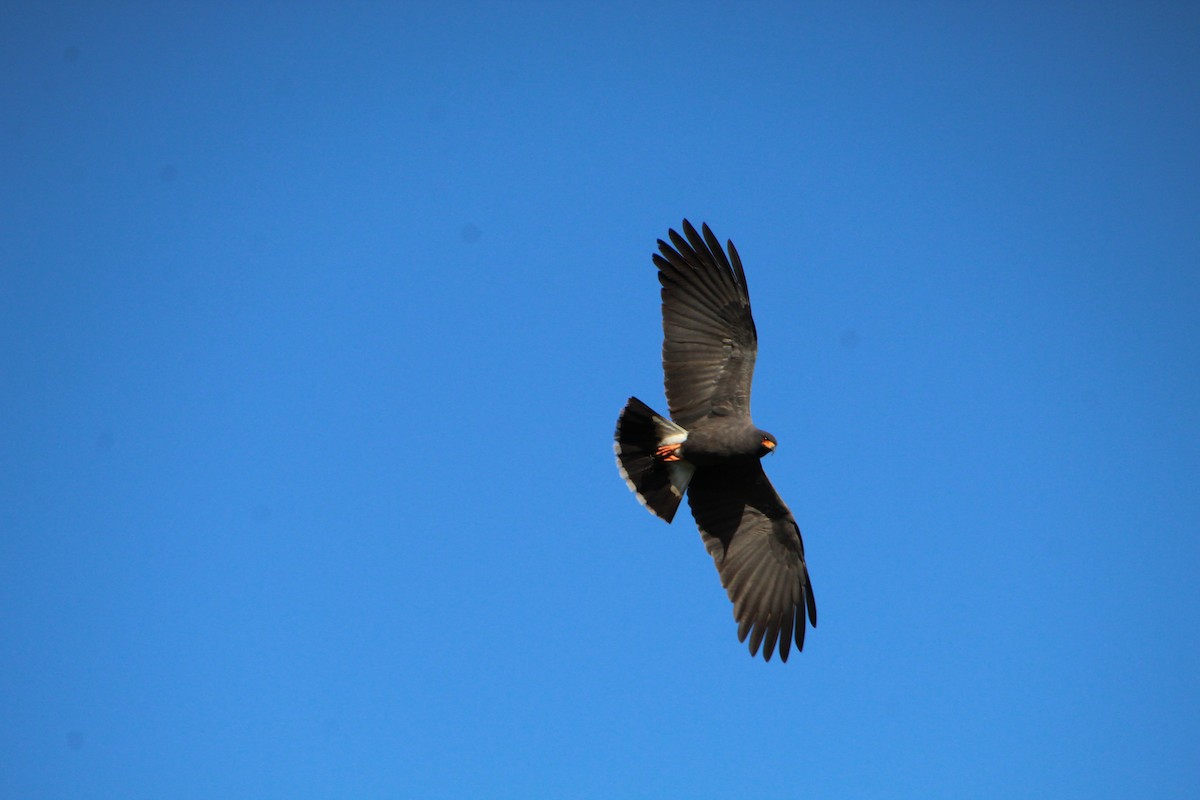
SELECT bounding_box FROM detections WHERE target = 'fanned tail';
[614,397,695,523]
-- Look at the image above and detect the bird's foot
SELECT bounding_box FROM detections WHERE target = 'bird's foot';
[656,442,682,462]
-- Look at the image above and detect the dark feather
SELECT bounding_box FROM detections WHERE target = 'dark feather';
[686,459,816,662]
[656,222,758,429]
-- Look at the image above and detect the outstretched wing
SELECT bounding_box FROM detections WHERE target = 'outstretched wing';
[654,220,757,429]
[686,460,817,662]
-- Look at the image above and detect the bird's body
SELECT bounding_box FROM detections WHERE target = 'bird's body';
[680,422,773,465]
[614,221,816,662]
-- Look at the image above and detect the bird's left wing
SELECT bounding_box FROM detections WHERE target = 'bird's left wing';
[686,460,817,662]
[654,221,758,429]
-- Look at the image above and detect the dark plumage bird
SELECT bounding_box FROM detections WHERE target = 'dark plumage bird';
[614,221,817,662]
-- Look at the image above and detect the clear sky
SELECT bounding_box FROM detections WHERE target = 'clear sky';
[3,3,1198,798]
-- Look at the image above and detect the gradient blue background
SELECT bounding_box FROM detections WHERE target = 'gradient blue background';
[3,3,1198,797]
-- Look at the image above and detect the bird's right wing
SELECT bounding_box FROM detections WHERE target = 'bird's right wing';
[686,460,817,662]
[654,220,758,429]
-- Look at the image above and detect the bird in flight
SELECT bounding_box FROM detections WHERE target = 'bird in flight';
[614,221,817,662]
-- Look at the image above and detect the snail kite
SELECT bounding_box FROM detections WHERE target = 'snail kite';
[614,221,817,662]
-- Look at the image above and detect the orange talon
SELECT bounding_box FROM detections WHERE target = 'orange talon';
[656,443,682,462]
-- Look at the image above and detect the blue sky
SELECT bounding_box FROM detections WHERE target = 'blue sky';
[2,2,1198,797]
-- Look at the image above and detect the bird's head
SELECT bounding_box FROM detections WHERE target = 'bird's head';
[758,432,777,457]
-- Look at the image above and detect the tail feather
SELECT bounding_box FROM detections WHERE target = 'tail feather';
[614,397,695,523]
